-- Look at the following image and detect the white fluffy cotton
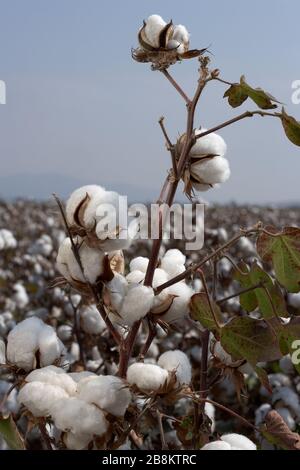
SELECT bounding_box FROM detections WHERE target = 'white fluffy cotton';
[25,366,77,396]
[0,229,17,250]
[66,185,106,227]
[77,375,131,417]
[64,431,93,450]
[161,249,186,278]
[272,387,300,416]
[7,317,64,371]
[18,381,69,417]
[0,339,6,364]
[158,350,192,385]
[288,293,300,309]
[213,341,237,366]
[202,433,256,450]
[120,285,154,326]
[191,129,227,158]
[51,397,108,437]
[158,282,194,324]
[143,14,166,48]
[129,257,149,273]
[127,362,169,392]
[191,155,230,186]
[56,237,105,284]
[80,305,106,335]
[12,283,29,309]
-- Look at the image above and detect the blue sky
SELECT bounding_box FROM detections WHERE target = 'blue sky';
[0,0,299,203]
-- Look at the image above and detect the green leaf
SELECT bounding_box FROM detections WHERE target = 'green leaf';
[278,317,300,374]
[256,226,300,293]
[223,83,248,108]
[234,260,288,319]
[220,316,282,367]
[0,414,25,450]
[240,75,280,110]
[189,293,222,333]
[280,107,300,146]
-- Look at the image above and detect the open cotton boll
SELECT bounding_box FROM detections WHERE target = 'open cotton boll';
[221,434,257,450]
[201,441,232,451]
[158,350,192,385]
[276,407,296,430]
[152,268,169,288]
[191,129,227,158]
[12,283,29,309]
[272,387,300,416]
[18,382,69,417]
[80,305,106,335]
[51,397,108,436]
[127,363,169,392]
[288,293,300,309]
[213,341,237,366]
[129,257,149,273]
[119,285,154,326]
[0,229,17,250]
[161,282,194,324]
[25,366,77,396]
[68,371,96,383]
[205,402,216,432]
[7,317,64,371]
[126,270,145,285]
[163,249,186,266]
[143,14,167,48]
[77,375,131,417]
[190,182,212,192]
[66,185,105,226]
[64,431,93,450]
[191,156,231,185]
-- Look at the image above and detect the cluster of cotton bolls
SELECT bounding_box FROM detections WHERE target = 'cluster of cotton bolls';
[178,129,230,194]
[127,350,192,393]
[0,229,17,251]
[18,366,131,449]
[105,249,194,326]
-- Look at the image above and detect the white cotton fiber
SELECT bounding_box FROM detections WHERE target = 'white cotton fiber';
[191,129,227,158]
[7,317,64,371]
[163,249,186,266]
[152,268,169,288]
[201,441,232,450]
[158,350,192,385]
[80,305,106,335]
[276,407,296,430]
[25,366,77,396]
[0,339,6,364]
[66,185,105,226]
[288,293,300,309]
[0,229,17,251]
[144,14,167,48]
[77,375,131,417]
[272,387,300,416]
[191,156,230,185]
[129,257,149,273]
[51,397,108,436]
[64,431,93,450]
[127,362,169,392]
[221,433,257,450]
[213,341,236,366]
[119,285,154,326]
[172,24,190,46]
[161,282,194,324]
[190,182,212,192]
[18,382,69,417]
[126,270,145,285]
[68,371,96,383]
[12,283,29,309]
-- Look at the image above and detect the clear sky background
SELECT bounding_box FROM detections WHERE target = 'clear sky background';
[0,0,299,203]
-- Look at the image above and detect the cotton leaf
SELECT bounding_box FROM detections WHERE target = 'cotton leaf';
[223,83,248,108]
[189,293,222,333]
[280,107,300,146]
[239,75,280,110]
[261,410,300,450]
[0,414,25,450]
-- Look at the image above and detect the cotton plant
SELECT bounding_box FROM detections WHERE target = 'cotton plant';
[1,12,300,453]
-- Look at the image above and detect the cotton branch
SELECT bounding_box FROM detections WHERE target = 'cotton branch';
[161,69,191,105]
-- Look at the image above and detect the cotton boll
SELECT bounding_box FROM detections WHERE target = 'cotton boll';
[126,270,145,285]
[119,285,154,326]
[158,350,192,385]
[0,339,5,364]
[237,237,255,255]
[51,397,108,436]
[0,229,17,250]
[77,375,131,417]
[144,14,167,48]
[68,371,96,383]
[191,129,227,158]
[166,39,181,50]
[288,293,300,309]
[80,305,106,335]
[127,363,169,392]
[255,403,272,426]
[201,441,231,450]
[12,283,29,309]
[213,341,237,367]
[191,156,230,186]
[152,268,169,288]
[7,317,64,371]
[172,24,190,47]
[129,257,149,273]
[191,182,212,192]
[221,433,257,450]
[25,366,77,396]
[205,402,216,432]
[66,185,105,226]
[163,249,186,266]
[161,282,194,324]
[57,325,73,342]
[272,387,300,416]
[279,355,295,375]
[18,382,69,417]
[64,431,93,450]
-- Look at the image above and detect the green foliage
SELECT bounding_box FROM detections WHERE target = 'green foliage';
[0,415,25,450]
[189,293,222,333]
[280,107,300,147]
[224,75,280,109]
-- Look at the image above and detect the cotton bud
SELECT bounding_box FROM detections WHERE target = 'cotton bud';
[80,305,106,335]
[127,363,169,392]
[51,397,108,437]
[201,433,256,450]
[7,317,64,371]
[77,375,131,417]
[158,350,192,385]
[18,382,69,417]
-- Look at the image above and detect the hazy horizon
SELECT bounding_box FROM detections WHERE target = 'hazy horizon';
[0,0,299,204]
